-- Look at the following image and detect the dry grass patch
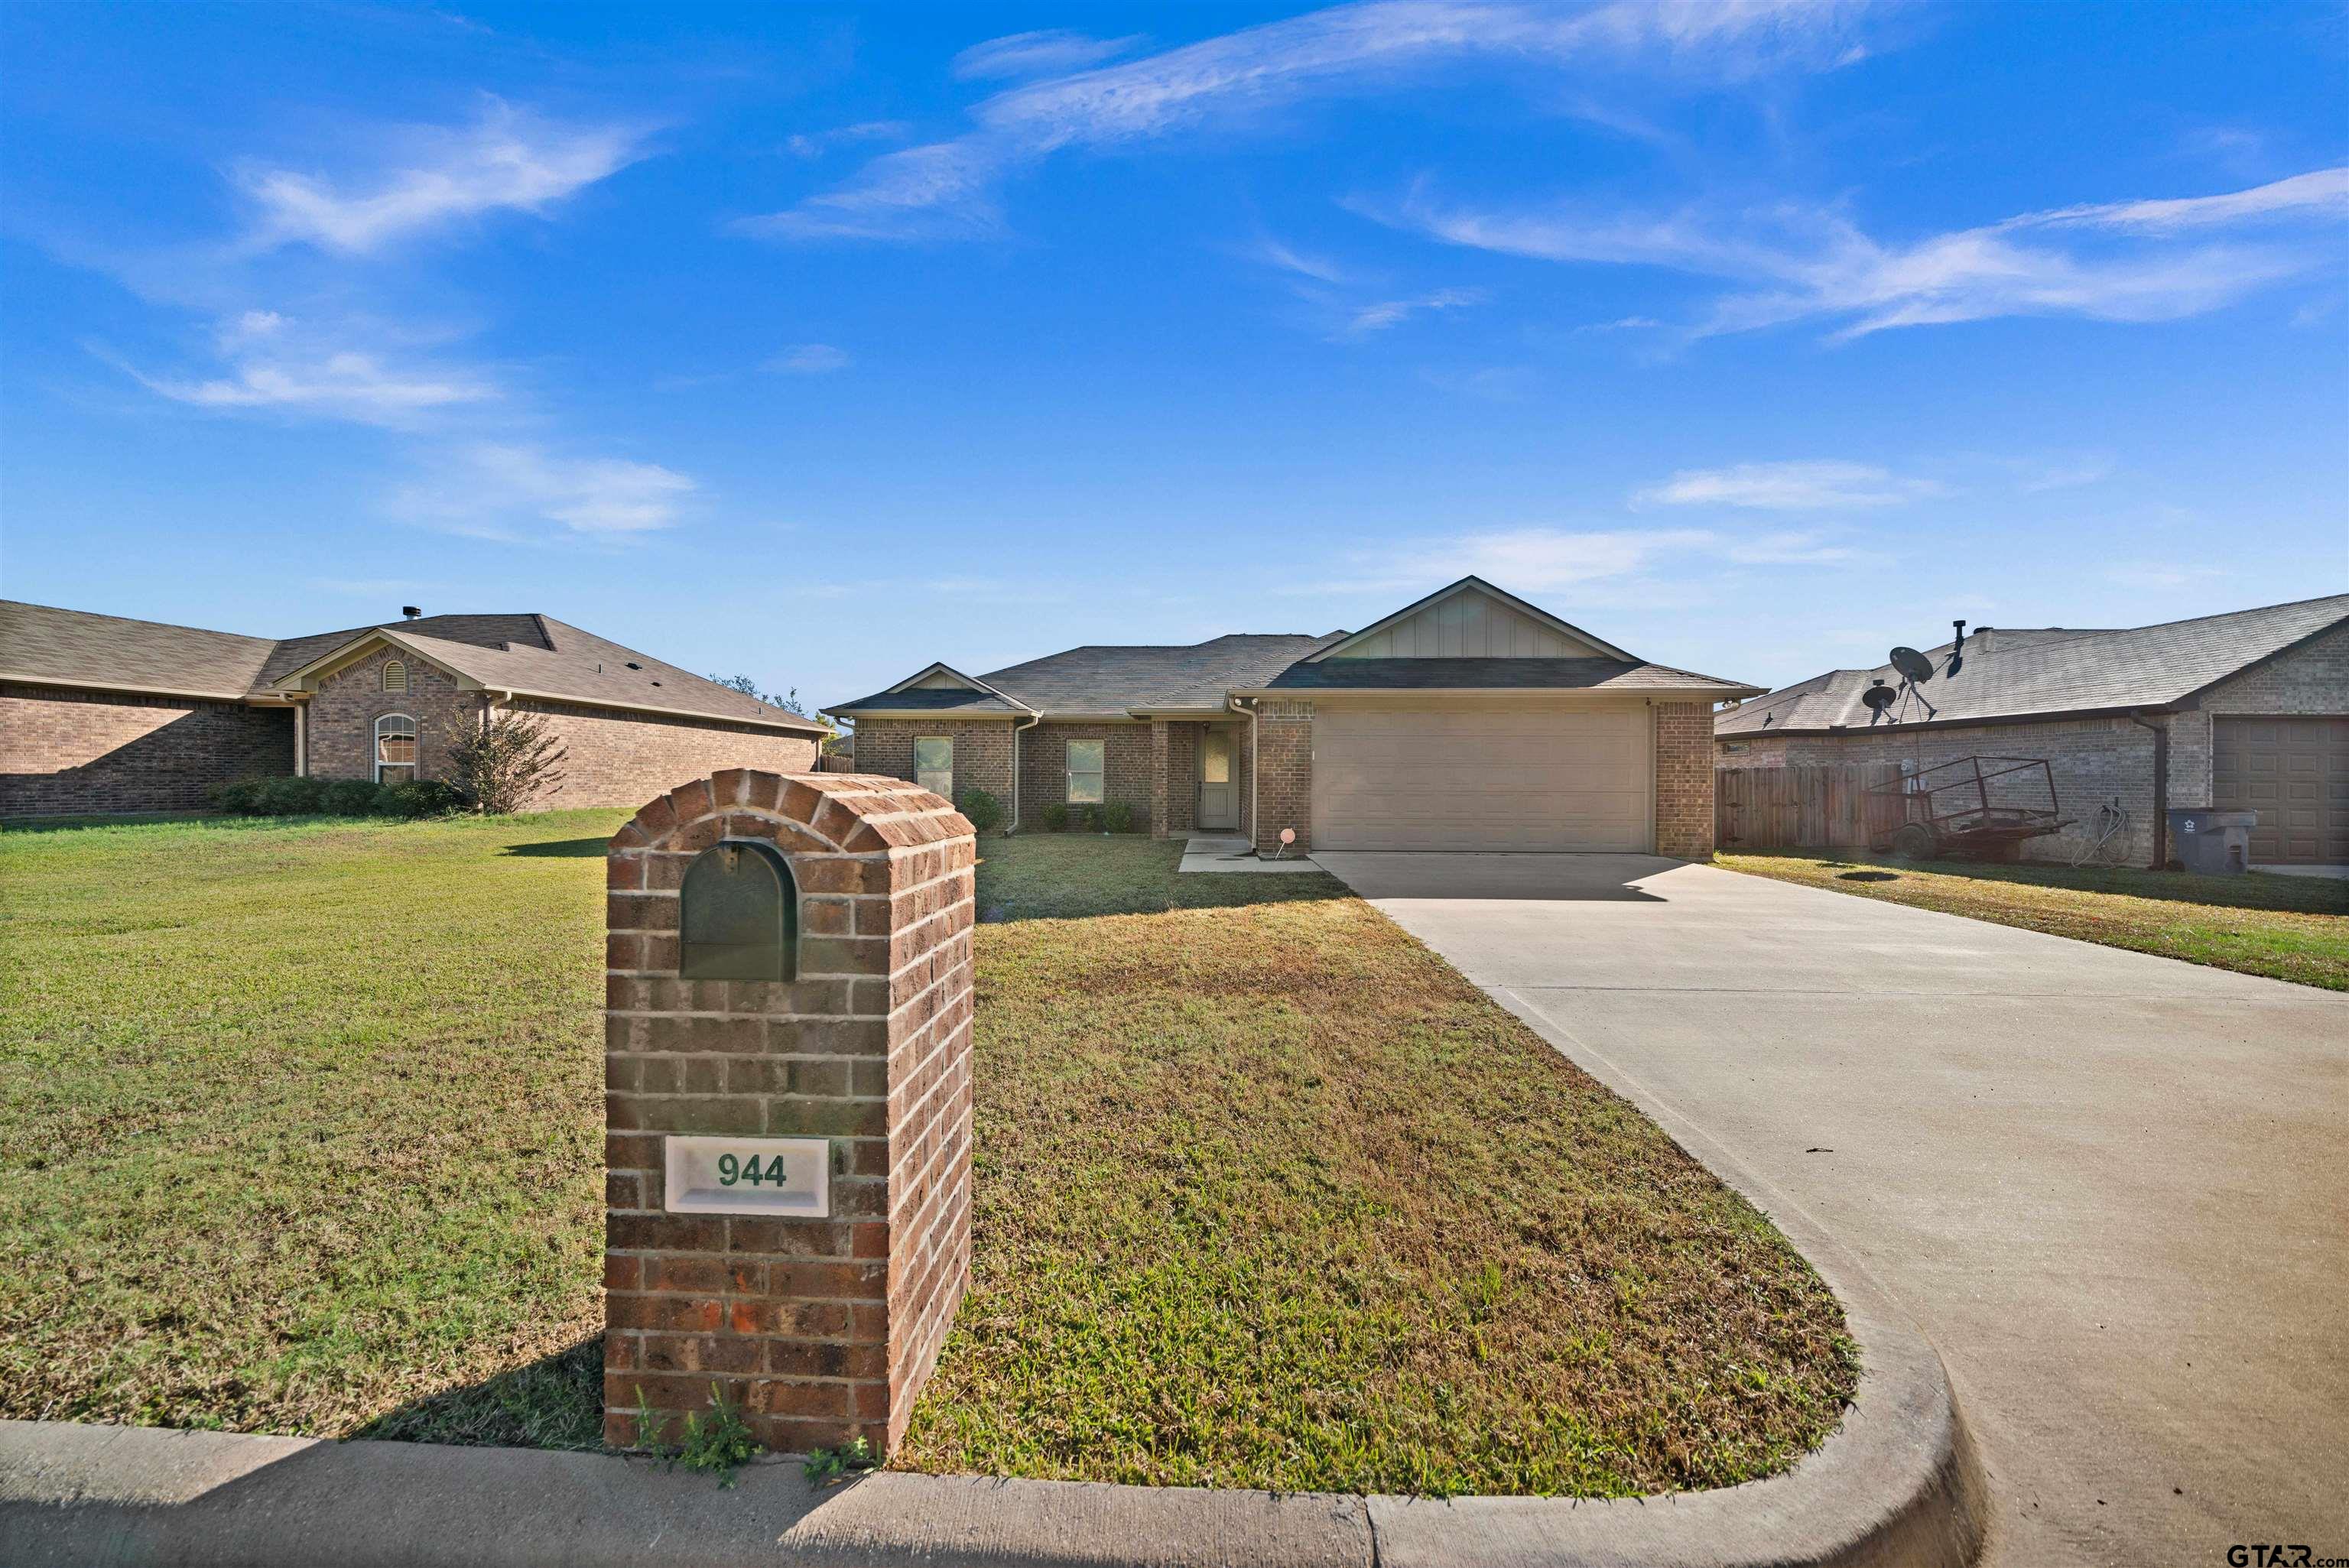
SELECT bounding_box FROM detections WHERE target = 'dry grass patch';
[897,836,1855,1496]
[1720,851,2347,990]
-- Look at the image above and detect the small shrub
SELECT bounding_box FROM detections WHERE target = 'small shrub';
[443,712,567,815]
[320,778,387,816]
[957,786,1006,836]
[1075,803,1103,833]
[380,779,466,819]
[253,775,327,816]
[803,1435,876,1486]
[207,778,267,815]
[1041,803,1070,832]
[1103,800,1137,834]
[674,1384,762,1488]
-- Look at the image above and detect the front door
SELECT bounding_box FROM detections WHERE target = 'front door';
[1197,729,1238,829]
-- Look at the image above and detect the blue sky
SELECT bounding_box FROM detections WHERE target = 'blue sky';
[5,2,2344,708]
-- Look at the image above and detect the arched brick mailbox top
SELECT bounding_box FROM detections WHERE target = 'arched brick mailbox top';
[603,769,977,1459]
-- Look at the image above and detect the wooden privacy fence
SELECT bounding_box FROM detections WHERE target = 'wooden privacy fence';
[1717,763,1903,851]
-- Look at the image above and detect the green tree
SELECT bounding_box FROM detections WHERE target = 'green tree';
[444,713,568,815]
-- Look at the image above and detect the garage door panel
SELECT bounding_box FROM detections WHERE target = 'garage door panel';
[1314,705,1652,852]
[2214,715,2349,865]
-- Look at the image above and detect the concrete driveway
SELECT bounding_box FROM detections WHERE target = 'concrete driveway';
[1314,852,2349,1567]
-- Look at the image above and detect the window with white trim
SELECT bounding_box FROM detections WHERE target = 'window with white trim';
[375,713,418,784]
[914,736,954,799]
[382,659,408,693]
[1066,738,1105,805]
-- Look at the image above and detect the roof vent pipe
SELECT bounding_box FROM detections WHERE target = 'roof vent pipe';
[401,606,421,620]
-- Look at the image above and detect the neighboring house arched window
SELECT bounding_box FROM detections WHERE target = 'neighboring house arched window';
[375,713,418,784]
[382,659,408,693]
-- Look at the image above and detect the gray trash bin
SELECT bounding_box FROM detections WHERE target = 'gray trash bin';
[2168,808,2256,874]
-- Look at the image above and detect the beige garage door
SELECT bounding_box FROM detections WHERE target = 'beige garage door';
[2214,716,2349,865]
[1314,705,1651,852]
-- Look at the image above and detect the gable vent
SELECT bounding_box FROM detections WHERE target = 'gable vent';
[382,659,409,694]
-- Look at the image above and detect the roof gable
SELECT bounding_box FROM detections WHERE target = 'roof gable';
[1308,577,1638,663]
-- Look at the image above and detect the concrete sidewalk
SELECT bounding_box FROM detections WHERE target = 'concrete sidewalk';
[1317,850,2349,1566]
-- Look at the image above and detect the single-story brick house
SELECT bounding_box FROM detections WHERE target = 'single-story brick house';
[1715,593,2349,868]
[829,576,1760,857]
[0,600,828,816]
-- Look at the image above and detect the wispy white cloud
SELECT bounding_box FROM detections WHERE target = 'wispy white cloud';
[392,443,696,539]
[783,121,911,160]
[952,29,1145,81]
[1339,285,1486,336]
[123,315,497,428]
[746,0,1864,242]
[1386,167,2349,338]
[766,343,851,374]
[2013,453,2117,493]
[238,99,648,254]
[1721,528,1857,564]
[1636,459,1938,510]
[1243,234,1351,284]
[2104,560,2233,590]
[1301,518,1853,596]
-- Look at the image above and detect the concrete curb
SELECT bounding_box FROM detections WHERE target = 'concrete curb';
[0,993,1986,1568]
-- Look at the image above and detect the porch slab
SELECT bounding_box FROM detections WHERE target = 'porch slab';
[1178,834,1323,874]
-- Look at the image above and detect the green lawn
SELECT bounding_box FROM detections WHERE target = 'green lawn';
[2,815,1855,1496]
[1720,850,2348,990]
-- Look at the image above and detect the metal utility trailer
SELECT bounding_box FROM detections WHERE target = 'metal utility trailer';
[1865,755,2071,861]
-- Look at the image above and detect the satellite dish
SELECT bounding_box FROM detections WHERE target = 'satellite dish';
[1861,682,1897,713]
[1889,646,1935,683]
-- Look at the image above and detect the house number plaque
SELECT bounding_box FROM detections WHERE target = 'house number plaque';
[663,1135,830,1217]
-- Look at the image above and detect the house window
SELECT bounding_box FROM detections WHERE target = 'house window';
[1066,738,1105,804]
[382,660,408,693]
[914,736,954,799]
[375,713,418,784]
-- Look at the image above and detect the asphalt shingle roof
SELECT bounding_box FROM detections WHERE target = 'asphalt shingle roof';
[0,601,278,697]
[1264,657,1759,693]
[1717,595,2349,735]
[829,634,1343,716]
[0,601,824,732]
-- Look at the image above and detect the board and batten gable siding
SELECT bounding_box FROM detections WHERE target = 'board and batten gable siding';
[0,683,293,816]
[1324,592,1610,660]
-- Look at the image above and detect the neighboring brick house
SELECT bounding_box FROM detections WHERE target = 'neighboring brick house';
[829,576,1760,859]
[0,601,828,816]
[1715,595,2349,868]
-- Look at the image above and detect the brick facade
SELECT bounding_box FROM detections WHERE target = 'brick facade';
[1718,626,2349,865]
[0,683,293,816]
[309,648,818,810]
[505,697,818,810]
[307,647,484,785]
[1149,719,1203,838]
[852,718,1016,826]
[2165,621,2349,807]
[603,770,975,1456]
[1252,699,1314,854]
[1019,720,1152,826]
[1653,700,1718,860]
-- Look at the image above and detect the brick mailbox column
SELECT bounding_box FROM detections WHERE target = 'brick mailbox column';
[603,769,976,1456]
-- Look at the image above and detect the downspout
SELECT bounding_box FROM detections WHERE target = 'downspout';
[1227,694,1258,854]
[2129,710,2169,869]
[1006,713,1043,834]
